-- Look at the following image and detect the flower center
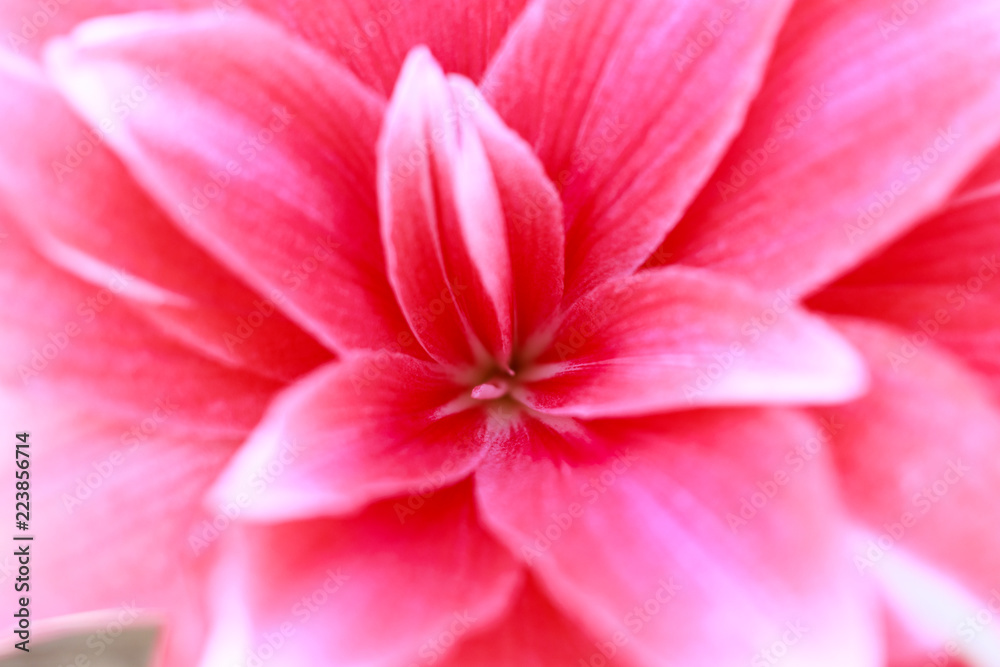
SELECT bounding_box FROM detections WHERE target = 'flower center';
[466,355,533,411]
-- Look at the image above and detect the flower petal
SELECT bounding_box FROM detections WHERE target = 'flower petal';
[813,317,1000,603]
[435,576,605,667]
[0,212,273,619]
[482,0,794,299]
[865,543,1000,667]
[20,402,243,620]
[0,204,278,428]
[0,52,331,383]
[199,481,522,667]
[518,268,866,418]
[809,149,1000,398]
[210,353,488,520]
[243,0,529,96]
[450,76,564,349]
[379,48,513,368]
[474,410,882,667]
[953,142,1000,204]
[655,0,1000,295]
[0,0,211,59]
[44,10,415,356]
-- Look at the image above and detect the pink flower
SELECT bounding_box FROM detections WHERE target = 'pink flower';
[2,1,1000,666]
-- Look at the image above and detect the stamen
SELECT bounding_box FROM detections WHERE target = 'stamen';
[471,378,510,401]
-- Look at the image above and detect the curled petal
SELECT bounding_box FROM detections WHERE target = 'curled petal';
[519,268,866,418]
[211,353,489,520]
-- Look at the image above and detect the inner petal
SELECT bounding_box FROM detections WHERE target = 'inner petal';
[378,47,513,370]
[378,46,566,373]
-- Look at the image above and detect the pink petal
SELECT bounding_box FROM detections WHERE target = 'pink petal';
[434,576,604,667]
[518,267,867,418]
[809,150,1000,398]
[1,214,272,619]
[211,353,489,520]
[379,48,513,368]
[474,410,882,667]
[867,546,1000,667]
[21,402,242,620]
[31,422,239,617]
[0,0,211,59]
[656,0,1000,296]
[155,558,216,667]
[952,143,1000,204]
[0,53,331,383]
[812,317,1000,602]
[482,0,794,300]
[200,481,522,667]
[450,76,564,349]
[243,0,529,97]
[44,11,416,357]
[0,207,278,428]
